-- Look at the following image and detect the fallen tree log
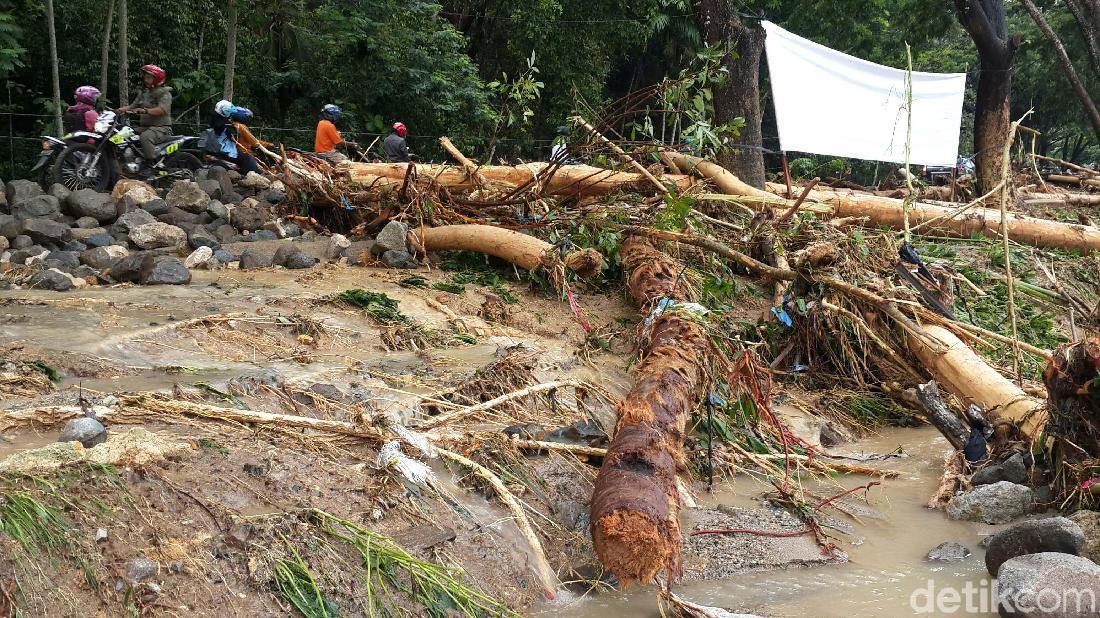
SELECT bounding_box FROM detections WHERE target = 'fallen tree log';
[590,236,709,585]
[1021,193,1100,207]
[1047,174,1100,189]
[341,161,692,197]
[413,224,602,276]
[1034,154,1100,178]
[906,325,1047,441]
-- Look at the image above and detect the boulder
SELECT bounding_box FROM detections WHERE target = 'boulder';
[285,252,318,270]
[129,222,187,251]
[213,249,236,264]
[10,247,47,265]
[13,195,61,221]
[5,179,42,207]
[0,214,21,239]
[109,252,151,283]
[239,171,272,190]
[232,206,264,231]
[45,251,81,271]
[198,179,222,200]
[61,240,88,253]
[251,230,277,241]
[157,206,205,227]
[113,209,157,233]
[83,233,115,248]
[985,518,1088,576]
[262,219,287,238]
[10,235,32,249]
[188,227,220,250]
[326,234,351,259]
[1068,511,1100,563]
[29,268,73,292]
[140,256,191,285]
[973,453,1030,486]
[926,541,972,562]
[997,553,1100,617]
[206,200,229,221]
[184,246,214,269]
[58,417,107,448]
[165,180,210,214]
[947,482,1033,524]
[238,249,270,270]
[374,220,410,254]
[75,216,100,229]
[208,165,234,199]
[283,222,302,238]
[65,189,116,223]
[262,189,287,205]
[382,249,419,269]
[111,179,159,203]
[47,183,70,203]
[140,198,170,216]
[21,218,71,244]
[271,243,300,267]
[80,246,128,270]
[215,224,238,243]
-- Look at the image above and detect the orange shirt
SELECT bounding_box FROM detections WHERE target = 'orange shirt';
[314,119,342,153]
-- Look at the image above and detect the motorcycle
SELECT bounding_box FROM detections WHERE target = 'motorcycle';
[50,111,204,192]
[31,136,69,191]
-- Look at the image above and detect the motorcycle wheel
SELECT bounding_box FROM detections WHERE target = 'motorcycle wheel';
[53,143,112,192]
[37,155,59,191]
[164,152,202,174]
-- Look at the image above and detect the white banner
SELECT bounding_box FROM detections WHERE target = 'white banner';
[763,21,966,166]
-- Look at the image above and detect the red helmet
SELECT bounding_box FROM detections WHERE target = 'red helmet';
[393,122,407,138]
[140,64,167,87]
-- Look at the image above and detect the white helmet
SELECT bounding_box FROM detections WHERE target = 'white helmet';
[215,100,234,118]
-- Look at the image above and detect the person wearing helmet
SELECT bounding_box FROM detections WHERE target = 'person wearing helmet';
[549,125,570,161]
[209,99,260,174]
[383,122,410,162]
[64,86,101,134]
[314,104,357,164]
[117,64,173,162]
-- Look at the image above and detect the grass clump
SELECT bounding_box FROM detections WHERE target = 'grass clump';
[335,290,410,326]
[0,491,70,553]
[274,540,339,618]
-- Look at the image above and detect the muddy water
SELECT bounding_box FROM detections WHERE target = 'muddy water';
[551,427,1002,618]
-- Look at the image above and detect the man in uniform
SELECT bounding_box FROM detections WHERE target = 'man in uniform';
[116,64,173,165]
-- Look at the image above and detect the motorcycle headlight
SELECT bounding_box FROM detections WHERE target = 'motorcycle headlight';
[94,121,110,133]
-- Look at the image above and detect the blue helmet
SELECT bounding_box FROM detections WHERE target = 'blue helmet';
[322,104,342,122]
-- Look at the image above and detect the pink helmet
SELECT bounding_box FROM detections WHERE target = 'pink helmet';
[393,122,407,137]
[74,86,101,106]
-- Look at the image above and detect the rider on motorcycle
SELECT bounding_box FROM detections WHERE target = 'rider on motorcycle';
[116,64,173,165]
[210,99,260,174]
[64,86,101,134]
[314,104,357,164]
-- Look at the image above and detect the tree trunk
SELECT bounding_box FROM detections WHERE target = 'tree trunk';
[413,224,602,276]
[1021,0,1100,145]
[954,0,1018,195]
[45,0,62,136]
[118,0,129,105]
[693,0,766,188]
[590,236,709,585]
[99,0,116,97]
[223,0,237,100]
[1067,0,1100,79]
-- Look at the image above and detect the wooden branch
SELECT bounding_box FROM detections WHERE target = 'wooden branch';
[572,116,671,197]
[1034,154,1100,178]
[439,136,488,190]
[418,380,580,430]
[915,381,969,450]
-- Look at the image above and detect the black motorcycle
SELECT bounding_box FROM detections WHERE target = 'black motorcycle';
[50,111,203,192]
[31,135,69,191]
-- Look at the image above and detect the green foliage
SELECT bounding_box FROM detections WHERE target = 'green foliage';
[0,1,24,79]
[274,540,338,618]
[0,491,70,553]
[335,289,409,325]
[432,282,467,294]
[653,193,695,231]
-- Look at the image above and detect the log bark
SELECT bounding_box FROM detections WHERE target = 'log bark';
[916,381,970,450]
[414,224,602,276]
[665,152,770,198]
[343,161,691,197]
[1034,154,1100,178]
[1022,193,1100,207]
[907,325,1046,441]
[99,0,115,96]
[1047,174,1100,189]
[590,236,709,585]
[438,136,487,189]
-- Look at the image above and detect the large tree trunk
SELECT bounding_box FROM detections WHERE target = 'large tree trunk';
[1067,0,1100,79]
[223,0,237,100]
[45,0,62,136]
[954,0,1018,195]
[1021,0,1100,146]
[590,236,709,585]
[118,0,129,105]
[99,0,116,97]
[693,0,766,189]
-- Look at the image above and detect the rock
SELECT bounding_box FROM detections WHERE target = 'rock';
[80,245,128,270]
[0,214,20,239]
[46,250,81,271]
[11,235,32,249]
[240,197,260,209]
[557,501,588,531]
[22,218,71,244]
[374,220,410,254]
[215,224,238,243]
[61,240,88,253]
[140,257,192,285]
[238,249,270,270]
[111,179,159,204]
[114,209,158,233]
[13,195,61,221]
[382,249,419,269]
[208,166,234,199]
[188,227,220,250]
[1069,510,1100,563]
[125,557,159,583]
[239,171,272,190]
[47,183,70,203]
[972,452,1029,486]
[223,191,244,204]
[10,247,47,265]
[83,233,115,248]
[927,541,971,562]
[5,179,42,207]
[251,230,277,241]
[390,524,457,551]
[272,244,300,267]
[985,517,1087,576]
[29,269,73,292]
[326,234,351,259]
[157,206,206,227]
[65,189,116,223]
[262,219,286,238]
[997,553,1100,617]
[58,417,107,448]
[75,216,100,229]
[947,482,1034,524]
[109,252,151,282]
[184,246,213,269]
[165,180,210,214]
[283,222,302,238]
[306,383,345,401]
[232,207,264,232]
[129,223,187,251]
[95,528,108,542]
[213,250,236,264]
[198,179,222,200]
[262,189,287,205]
[0,236,6,253]
[285,252,318,270]
[140,198,170,216]
[206,200,229,221]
